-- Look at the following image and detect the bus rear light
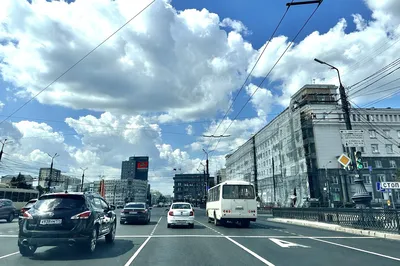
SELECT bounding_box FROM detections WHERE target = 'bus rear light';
[223,210,231,213]
[248,210,256,213]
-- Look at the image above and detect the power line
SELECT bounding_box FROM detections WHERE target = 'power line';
[209,2,322,156]
[0,0,156,126]
[197,1,295,171]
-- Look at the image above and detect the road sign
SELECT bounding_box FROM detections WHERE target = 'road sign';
[376,182,388,192]
[381,182,400,189]
[340,130,365,147]
[368,166,372,172]
[338,154,351,167]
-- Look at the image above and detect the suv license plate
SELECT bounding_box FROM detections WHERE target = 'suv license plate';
[40,219,62,225]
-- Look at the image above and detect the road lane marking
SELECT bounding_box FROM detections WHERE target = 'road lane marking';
[195,220,275,266]
[0,252,19,260]
[224,237,275,266]
[124,216,162,266]
[0,235,18,237]
[269,238,310,248]
[150,217,162,235]
[310,238,400,262]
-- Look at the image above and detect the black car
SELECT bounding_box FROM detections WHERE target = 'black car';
[120,202,151,224]
[0,199,17,222]
[18,192,117,257]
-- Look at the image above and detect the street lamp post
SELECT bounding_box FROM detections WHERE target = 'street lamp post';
[47,153,60,192]
[314,58,372,208]
[324,161,332,207]
[80,167,88,192]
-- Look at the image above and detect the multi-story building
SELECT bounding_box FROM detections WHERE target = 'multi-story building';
[226,84,400,207]
[216,168,227,184]
[38,168,61,188]
[121,156,149,180]
[173,174,215,205]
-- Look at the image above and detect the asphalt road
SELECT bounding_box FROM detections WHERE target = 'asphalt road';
[0,208,400,265]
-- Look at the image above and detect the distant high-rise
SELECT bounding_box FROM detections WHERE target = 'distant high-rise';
[121,156,149,181]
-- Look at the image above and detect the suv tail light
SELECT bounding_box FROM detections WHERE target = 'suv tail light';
[71,211,91,220]
[190,211,194,216]
[22,211,33,220]
[168,211,174,216]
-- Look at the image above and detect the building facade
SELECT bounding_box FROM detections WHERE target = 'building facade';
[173,173,215,205]
[216,168,227,184]
[121,156,149,181]
[38,168,62,188]
[226,84,400,207]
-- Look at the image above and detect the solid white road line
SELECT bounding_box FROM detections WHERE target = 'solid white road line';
[224,237,275,266]
[124,216,162,266]
[195,220,275,266]
[310,238,400,262]
[0,252,19,260]
[0,235,18,238]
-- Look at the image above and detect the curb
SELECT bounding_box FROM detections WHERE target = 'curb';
[264,217,400,241]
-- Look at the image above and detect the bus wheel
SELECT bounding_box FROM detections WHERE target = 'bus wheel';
[214,216,221,226]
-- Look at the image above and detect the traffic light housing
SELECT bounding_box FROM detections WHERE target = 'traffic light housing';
[354,151,363,170]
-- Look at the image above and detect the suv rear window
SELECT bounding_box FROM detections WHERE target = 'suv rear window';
[172,204,191,209]
[33,194,86,212]
[125,203,145,208]
[24,201,36,209]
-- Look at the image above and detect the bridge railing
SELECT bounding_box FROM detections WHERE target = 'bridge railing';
[272,207,400,234]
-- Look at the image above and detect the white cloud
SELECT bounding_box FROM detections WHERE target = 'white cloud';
[0,0,255,121]
[186,124,193,135]
[220,18,250,35]
[249,0,400,107]
[245,83,275,117]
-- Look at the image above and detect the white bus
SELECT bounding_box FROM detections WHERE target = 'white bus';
[206,180,257,227]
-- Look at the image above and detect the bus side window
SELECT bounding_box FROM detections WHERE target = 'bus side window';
[11,192,18,202]
[216,186,220,201]
[18,192,25,202]
[5,192,12,200]
[0,191,4,198]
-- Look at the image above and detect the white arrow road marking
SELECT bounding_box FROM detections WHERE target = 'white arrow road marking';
[269,238,310,248]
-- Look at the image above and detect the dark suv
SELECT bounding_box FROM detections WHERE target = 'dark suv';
[0,199,17,222]
[18,192,117,257]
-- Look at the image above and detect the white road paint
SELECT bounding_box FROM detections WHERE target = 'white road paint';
[269,238,310,248]
[0,252,19,260]
[195,220,275,266]
[0,235,18,238]
[310,237,400,262]
[124,216,162,266]
[224,236,276,266]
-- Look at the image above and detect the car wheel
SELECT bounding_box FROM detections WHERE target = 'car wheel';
[7,213,14,223]
[189,223,194,229]
[19,244,37,257]
[120,220,124,225]
[167,223,171,228]
[105,222,116,244]
[87,227,98,253]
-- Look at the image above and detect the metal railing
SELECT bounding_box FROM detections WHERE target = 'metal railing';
[272,208,400,234]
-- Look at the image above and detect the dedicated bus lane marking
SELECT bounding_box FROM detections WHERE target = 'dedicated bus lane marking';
[269,238,310,248]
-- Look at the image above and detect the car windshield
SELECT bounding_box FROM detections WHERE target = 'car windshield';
[33,195,85,212]
[125,203,145,208]
[172,204,191,209]
[222,185,255,199]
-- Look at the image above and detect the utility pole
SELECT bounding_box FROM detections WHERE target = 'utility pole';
[80,167,88,192]
[251,136,259,200]
[315,58,372,208]
[272,158,276,203]
[202,149,209,202]
[0,139,7,161]
[324,161,332,208]
[113,184,117,205]
[47,153,60,192]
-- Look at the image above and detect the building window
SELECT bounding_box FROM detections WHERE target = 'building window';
[378,174,386,182]
[386,144,393,154]
[332,176,339,184]
[349,176,355,184]
[363,175,371,184]
[389,160,397,168]
[371,144,379,153]
[369,130,376,138]
[384,130,391,138]
[357,147,365,153]
[362,162,368,168]
[375,160,382,168]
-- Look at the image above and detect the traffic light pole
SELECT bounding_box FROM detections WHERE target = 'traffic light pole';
[315,58,371,208]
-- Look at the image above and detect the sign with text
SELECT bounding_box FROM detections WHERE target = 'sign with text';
[340,130,365,147]
[137,161,148,170]
[381,182,400,189]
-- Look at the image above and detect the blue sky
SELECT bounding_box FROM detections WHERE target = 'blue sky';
[1,0,399,194]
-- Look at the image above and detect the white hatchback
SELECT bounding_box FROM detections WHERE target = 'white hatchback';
[167,202,195,228]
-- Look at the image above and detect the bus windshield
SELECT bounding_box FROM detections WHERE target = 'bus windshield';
[222,185,255,199]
